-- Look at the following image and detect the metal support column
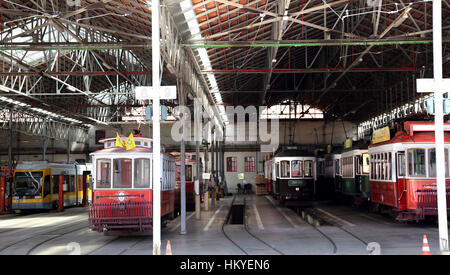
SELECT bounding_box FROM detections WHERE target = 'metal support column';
[211,130,215,209]
[42,119,47,161]
[195,140,201,219]
[180,90,187,234]
[8,111,13,211]
[66,135,71,163]
[204,139,209,211]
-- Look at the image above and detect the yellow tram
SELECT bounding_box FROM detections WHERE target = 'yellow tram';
[12,161,91,210]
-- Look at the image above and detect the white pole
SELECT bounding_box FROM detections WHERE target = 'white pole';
[433,0,449,253]
[152,0,161,255]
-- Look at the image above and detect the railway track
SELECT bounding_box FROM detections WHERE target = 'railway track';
[294,206,369,255]
[0,218,88,255]
[221,194,285,255]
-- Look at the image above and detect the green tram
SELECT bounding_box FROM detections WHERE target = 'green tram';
[323,148,342,198]
[271,146,316,203]
[339,143,370,205]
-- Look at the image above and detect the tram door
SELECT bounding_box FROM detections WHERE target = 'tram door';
[396,151,406,208]
[355,155,361,194]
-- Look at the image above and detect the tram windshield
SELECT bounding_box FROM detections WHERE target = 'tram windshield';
[14,171,43,196]
[291,160,303,177]
[113,159,132,188]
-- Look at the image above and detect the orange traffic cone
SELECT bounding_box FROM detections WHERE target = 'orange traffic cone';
[165,240,172,255]
[421,234,432,255]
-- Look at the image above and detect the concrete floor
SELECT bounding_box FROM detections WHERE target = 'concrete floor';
[0,195,446,255]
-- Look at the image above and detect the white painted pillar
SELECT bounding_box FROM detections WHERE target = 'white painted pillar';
[152,0,161,255]
[433,0,449,253]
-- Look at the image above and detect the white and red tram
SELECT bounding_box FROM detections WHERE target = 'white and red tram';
[88,135,176,233]
[369,121,450,221]
[174,153,202,210]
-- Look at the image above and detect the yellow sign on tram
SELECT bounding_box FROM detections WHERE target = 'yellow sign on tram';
[125,133,136,150]
[344,138,352,149]
[115,133,136,150]
[115,133,124,148]
[372,126,391,144]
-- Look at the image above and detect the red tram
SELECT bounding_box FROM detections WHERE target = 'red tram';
[174,154,202,211]
[368,121,450,221]
[88,135,176,234]
[264,154,273,194]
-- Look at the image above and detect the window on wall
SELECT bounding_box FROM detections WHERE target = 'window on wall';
[226,157,237,172]
[408,149,426,177]
[245,156,255,172]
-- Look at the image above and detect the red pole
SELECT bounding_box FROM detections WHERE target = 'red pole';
[0,176,5,213]
[58,175,64,212]
[82,174,87,206]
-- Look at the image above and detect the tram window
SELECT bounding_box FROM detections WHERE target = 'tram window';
[335,159,341,176]
[429,149,449,178]
[357,156,362,175]
[291,160,303,177]
[14,171,43,197]
[343,157,354,178]
[53,175,63,193]
[362,154,370,175]
[408,149,426,177]
[304,160,313,177]
[375,154,380,180]
[96,159,111,188]
[176,165,180,181]
[386,152,392,180]
[275,163,279,178]
[134,158,150,188]
[69,175,75,192]
[280,161,291,178]
[43,175,51,197]
[113,158,132,188]
[186,165,193,182]
[398,153,406,177]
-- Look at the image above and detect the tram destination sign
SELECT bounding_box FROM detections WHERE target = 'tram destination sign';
[135,86,177,100]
